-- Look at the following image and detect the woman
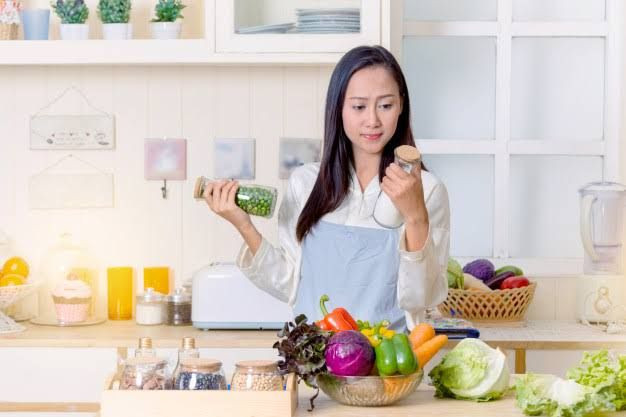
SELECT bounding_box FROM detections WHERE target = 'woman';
[204,45,450,330]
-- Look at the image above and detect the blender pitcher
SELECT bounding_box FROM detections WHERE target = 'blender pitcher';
[579,182,626,274]
[578,181,626,323]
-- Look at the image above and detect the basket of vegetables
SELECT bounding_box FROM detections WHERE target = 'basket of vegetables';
[273,295,448,409]
[438,258,536,324]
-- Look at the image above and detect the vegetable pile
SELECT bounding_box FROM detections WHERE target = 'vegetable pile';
[274,295,448,409]
[516,350,626,417]
[447,257,530,291]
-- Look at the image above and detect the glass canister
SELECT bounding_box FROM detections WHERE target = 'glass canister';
[173,358,226,390]
[165,288,191,326]
[373,145,422,229]
[193,176,278,219]
[231,360,284,391]
[120,357,168,390]
[135,288,165,326]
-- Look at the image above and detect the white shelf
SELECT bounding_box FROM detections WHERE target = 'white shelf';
[0,39,348,65]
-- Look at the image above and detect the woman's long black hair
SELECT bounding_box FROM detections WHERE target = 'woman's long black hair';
[295,45,422,242]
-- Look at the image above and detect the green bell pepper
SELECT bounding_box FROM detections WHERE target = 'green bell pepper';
[375,333,418,376]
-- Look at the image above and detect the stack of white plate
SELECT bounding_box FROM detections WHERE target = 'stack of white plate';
[236,22,295,34]
[292,8,360,33]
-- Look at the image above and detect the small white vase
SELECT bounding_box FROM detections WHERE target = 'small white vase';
[102,23,132,40]
[60,23,89,40]
[150,21,181,40]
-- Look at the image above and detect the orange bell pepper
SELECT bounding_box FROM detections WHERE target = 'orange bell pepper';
[314,294,358,332]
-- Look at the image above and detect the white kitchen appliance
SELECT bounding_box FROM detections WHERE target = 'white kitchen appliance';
[191,262,293,329]
[577,182,626,323]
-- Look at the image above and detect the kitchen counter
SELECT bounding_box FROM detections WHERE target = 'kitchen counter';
[1,319,625,350]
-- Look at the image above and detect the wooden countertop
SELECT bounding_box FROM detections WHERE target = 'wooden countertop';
[1,319,626,349]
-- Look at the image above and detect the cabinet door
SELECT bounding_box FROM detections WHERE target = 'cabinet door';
[215,0,381,53]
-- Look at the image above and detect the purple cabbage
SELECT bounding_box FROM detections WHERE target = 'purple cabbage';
[463,259,495,282]
[324,330,374,377]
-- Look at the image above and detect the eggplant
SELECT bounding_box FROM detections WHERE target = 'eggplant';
[485,271,516,290]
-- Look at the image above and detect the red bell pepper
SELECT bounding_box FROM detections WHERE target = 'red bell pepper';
[500,276,530,290]
[314,294,358,332]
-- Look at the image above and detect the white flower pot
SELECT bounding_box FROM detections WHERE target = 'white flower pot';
[150,22,181,40]
[102,23,132,40]
[60,23,88,40]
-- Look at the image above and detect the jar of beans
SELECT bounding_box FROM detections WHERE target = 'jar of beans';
[173,358,226,390]
[120,357,169,390]
[231,360,284,391]
[193,177,278,219]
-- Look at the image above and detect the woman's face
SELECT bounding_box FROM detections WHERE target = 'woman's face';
[342,65,403,161]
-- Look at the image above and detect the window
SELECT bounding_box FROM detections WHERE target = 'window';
[400,0,622,274]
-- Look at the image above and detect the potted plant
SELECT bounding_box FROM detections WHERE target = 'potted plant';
[51,0,89,40]
[0,0,21,40]
[150,0,184,40]
[97,0,131,40]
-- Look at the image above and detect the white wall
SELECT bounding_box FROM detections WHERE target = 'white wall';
[0,65,333,318]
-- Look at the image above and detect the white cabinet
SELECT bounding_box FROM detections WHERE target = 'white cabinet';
[215,0,381,53]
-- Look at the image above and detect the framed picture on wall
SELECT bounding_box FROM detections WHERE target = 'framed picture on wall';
[279,137,322,179]
[214,138,256,180]
[144,138,187,180]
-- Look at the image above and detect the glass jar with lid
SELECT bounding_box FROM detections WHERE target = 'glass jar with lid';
[194,177,278,219]
[136,288,165,326]
[231,360,284,391]
[120,356,168,390]
[165,288,191,326]
[173,358,226,390]
[373,145,422,229]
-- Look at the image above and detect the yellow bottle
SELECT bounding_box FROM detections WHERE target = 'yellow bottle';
[107,267,133,320]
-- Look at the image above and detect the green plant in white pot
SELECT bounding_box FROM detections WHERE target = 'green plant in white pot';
[97,0,131,39]
[150,0,184,40]
[51,0,89,40]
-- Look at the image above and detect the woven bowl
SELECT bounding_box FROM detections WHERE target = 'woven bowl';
[438,282,536,323]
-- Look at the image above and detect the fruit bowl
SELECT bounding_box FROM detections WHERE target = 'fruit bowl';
[316,369,423,407]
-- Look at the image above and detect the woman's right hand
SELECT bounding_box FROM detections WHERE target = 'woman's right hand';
[203,180,252,230]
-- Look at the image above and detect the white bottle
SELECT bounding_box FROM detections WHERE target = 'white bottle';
[373,145,422,229]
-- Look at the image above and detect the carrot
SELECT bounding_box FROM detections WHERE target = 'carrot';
[409,323,435,349]
[413,334,448,368]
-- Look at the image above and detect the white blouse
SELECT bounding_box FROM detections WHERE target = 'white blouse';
[236,162,450,327]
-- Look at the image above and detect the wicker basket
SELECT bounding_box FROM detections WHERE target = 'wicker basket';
[438,282,536,325]
[0,23,18,40]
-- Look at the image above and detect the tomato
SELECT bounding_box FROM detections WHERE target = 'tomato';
[500,276,530,290]
[2,257,29,278]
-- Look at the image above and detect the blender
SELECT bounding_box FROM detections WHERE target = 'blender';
[577,182,626,322]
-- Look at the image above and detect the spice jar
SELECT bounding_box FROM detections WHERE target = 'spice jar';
[136,288,165,326]
[231,360,284,391]
[193,177,278,219]
[120,357,168,390]
[173,358,226,390]
[165,288,191,326]
[373,145,421,229]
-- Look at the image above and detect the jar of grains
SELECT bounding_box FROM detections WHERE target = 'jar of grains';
[231,360,284,391]
[173,358,226,390]
[120,357,169,390]
[165,288,191,326]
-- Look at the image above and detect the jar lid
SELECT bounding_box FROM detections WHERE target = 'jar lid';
[124,356,167,368]
[166,288,191,303]
[235,360,279,372]
[180,358,222,372]
[137,287,164,303]
[193,176,207,199]
[394,145,421,163]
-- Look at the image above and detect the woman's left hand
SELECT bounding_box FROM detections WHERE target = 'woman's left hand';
[381,163,429,225]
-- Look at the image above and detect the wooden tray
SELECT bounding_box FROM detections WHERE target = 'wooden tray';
[101,373,298,417]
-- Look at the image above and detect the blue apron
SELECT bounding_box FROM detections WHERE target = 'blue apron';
[293,220,406,331]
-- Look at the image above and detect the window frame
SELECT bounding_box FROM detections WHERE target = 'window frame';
[395,0,623,274]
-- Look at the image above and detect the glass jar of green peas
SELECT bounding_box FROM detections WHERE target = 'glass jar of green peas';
[193,176,278,219]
